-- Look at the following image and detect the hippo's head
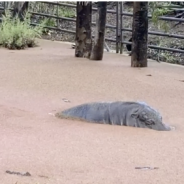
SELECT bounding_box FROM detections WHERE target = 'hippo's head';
[131,102,172,131]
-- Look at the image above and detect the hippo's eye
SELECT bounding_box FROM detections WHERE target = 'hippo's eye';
[146,119,155,125]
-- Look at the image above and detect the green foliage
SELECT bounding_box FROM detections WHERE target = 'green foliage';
[149,2,184,31]
[44,18,56,27]
[161,52,177,63]
[149,2,173,31]
[42,18,56,34]
[58,7,76,18]
[0,10,46,50]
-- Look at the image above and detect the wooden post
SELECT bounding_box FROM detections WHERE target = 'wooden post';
[75,2,92,58]
[131,2,148,67]
[90,2,107,60]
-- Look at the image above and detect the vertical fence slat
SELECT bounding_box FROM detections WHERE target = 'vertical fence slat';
[2,1,183,54]
[57,1,59,28]
[120,2,123,54]
[116,2,119,53]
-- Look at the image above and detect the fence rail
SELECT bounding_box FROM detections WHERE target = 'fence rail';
[123,41,184,53]
[122,28,184,39]
[0,2,119,48]
[0,1,184,57]
[122,11,184,22]
[40,1,117,14]
[120,3,184,54]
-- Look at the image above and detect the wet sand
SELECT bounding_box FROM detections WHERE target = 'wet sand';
[0,39,184,184]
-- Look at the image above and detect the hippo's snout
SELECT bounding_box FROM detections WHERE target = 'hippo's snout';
[157,123,174,131]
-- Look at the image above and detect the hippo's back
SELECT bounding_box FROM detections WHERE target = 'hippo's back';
[59,102,111,123]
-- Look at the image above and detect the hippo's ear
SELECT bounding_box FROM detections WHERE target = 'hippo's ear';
[131,109,139,119]
[138,112,155,125]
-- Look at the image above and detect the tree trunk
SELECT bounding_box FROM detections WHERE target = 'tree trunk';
[75,2,92,58]
[131,2,148,67]
[13,2,29,21]
[90,2,107,60]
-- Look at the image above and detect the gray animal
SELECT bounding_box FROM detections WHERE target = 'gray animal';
[56,101,172,131]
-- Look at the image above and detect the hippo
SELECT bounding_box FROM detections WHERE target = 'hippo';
[56,101,172,131]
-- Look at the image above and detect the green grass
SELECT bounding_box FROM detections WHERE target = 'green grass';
[44,18,56,27]
[58,7,76,18]
[0,11,46,49]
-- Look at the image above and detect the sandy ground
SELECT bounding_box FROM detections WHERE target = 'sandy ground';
[0,39,184,184]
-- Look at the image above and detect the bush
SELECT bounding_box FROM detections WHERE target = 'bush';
[0,11,46,50]
[58,7,76,18]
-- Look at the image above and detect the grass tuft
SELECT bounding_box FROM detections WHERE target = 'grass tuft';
[0,10,46,50]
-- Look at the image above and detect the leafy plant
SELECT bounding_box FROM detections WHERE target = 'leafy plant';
[149,2,184,31]
[42,18,56,34]
[58,7,76,18]
[44,18,56,27]
[0,10,46,49]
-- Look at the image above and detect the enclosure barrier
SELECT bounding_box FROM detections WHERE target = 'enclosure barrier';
[0,2,119,49]
[0,1,184,55]
[119,2,184,54]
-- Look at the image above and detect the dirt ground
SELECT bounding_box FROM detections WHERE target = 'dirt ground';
[0,39,184,184]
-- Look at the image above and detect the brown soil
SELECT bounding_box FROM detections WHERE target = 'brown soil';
[1,39,184,184]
